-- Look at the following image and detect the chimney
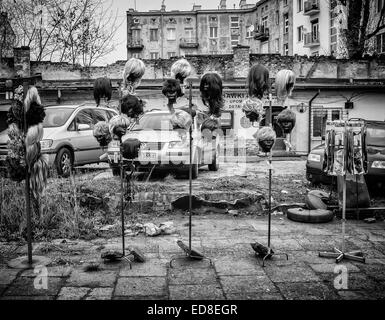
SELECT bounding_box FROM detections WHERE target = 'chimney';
[13,47,31,78]
[192,4,202,11]
[161,3,166,11]
[239,0,247,9]
[219,0,226,9]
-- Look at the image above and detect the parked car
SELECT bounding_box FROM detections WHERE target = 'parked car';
[306,120,385,187]
[108,110,221,179]
[0,103,119,177]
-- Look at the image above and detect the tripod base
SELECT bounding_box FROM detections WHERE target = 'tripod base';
[8,256,51,270]
[169,241,213,268]
[169,254,213,269]
[319,248,366,263]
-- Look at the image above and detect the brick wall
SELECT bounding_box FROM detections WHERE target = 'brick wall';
[2,46,385,83]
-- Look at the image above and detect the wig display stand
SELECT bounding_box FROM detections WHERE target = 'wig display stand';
[319,121,365,264]
[169,82,212,268]
[8,81,51,270]
[319,174,365,263]
[252,96,288,267]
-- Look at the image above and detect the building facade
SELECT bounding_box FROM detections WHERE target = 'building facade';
[126,0,294,59]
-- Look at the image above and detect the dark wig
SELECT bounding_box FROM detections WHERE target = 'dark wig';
[162,79,183,104]
[26,101,46,128]
[199,73,224,118]
[120,94,145,119]
[246,64,270,99]
[94,78,112,105]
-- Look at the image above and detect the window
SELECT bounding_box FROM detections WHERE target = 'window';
[312,108,342,139]
[284,13,289,34]
[275,38,280,53]
[167,28,176,40]
[275,10,280,25]
[168,52,176,59]
[150,29,158,42]
[246,26,253,38]
[284,0,288,6]
[185,27,194,41]
[132,29,141,41]
[231,34,239,47]
[378,0,384,12]
[377,33,385,53]
[75,110,94,130]
[298,26,304,42]
[311,19,319,40]
[262,16,268,29]
[284,43,289,56]
[210,26,218,38]
[93,110,109,123]
[150,52,159,59]
[297,0,303,12]
[230,17,239,28]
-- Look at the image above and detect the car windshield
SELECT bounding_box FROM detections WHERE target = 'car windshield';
[43,108,75,128]
[131,113,174,131]
[367,126,385,147]
[0,111,8,134]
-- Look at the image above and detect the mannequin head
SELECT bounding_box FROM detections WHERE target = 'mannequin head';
[171,59,192,85]
[122,58,146,93]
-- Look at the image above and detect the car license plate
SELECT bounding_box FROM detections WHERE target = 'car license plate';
[139,151,157,162]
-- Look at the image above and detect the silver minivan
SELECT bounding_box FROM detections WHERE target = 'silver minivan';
[0,104,118,177]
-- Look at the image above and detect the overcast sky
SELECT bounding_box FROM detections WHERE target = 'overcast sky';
[101,0,244,65]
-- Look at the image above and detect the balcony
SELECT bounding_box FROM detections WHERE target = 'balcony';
[254,26,269,42]
[127,39,144,50]
[179,38,199,49]
[304,32,320,47]
[304,0,320,16]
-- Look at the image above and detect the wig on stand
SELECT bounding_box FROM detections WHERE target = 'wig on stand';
[122,58,146,96]
[94,77,112,107]
[171,58,192,94]
[275,69,297,151]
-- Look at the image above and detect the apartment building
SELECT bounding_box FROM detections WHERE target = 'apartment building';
[126,0,293,59]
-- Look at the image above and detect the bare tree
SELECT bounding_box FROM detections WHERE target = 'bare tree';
[338,0,385,58]
[3,0,121,66]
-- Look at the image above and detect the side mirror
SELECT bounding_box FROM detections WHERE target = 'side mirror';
[78,123,91,131]
[322,136,326,141]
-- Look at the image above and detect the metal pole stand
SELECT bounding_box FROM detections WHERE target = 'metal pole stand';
[169,81,212,269]
[252,152,288,267]
[8,81,50,270]
[319,174,365,264]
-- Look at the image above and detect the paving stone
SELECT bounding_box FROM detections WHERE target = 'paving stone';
[264,265,320,283]
[20,266,72,278]
[169,267,218,285]
[115,277,166,297]
[220,275,277,294]
[119,259,167,277]
[85,288,114,300]
[3,277,63,297]
[0,269,20,286]
[276,282,340,300]
[57,287,90,300]
[0,295,55,300]
[337,290,378,300]
[309,263,360,274]
[113,295,167,300]
[213,256,266,276]
[169,284,224,300]
[66,269,117,288]
[226,292,284,300]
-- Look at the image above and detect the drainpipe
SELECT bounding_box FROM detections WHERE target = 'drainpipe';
[308,90,320,154]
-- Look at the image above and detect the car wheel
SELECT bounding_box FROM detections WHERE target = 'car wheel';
[208,148,220,172]
[56,148,73,178]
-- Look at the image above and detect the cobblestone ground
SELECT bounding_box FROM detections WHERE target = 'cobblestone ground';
[1,214,385,300]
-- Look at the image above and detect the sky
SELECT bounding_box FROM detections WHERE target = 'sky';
[101,0,244,65]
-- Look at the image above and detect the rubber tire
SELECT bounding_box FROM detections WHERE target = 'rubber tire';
[287,208,334,224]
[56,148,73,178]
[208,149,219,172]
